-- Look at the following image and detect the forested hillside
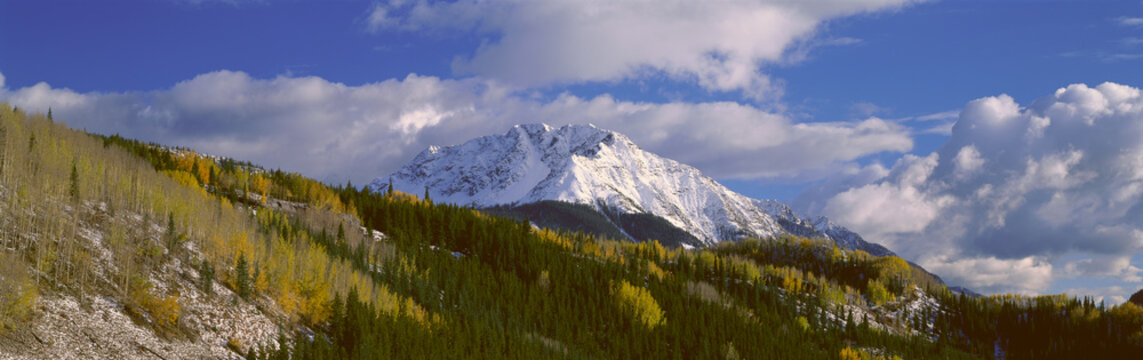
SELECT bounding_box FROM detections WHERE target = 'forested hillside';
[2,104,1143,359]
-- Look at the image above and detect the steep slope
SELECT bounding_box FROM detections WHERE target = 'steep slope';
[369,123,890,255]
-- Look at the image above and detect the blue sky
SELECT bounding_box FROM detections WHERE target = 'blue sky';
[4,0,1143,302]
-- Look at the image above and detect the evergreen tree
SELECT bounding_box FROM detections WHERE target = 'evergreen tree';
[69,159,80,202]
[236,253,251,300]
[200,259,214,295]
[166,211,178,253]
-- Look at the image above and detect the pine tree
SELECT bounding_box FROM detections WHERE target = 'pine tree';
[69,159,80,202]
[166,212,178,253]
[236,254,251,300]
[200,259,214,295]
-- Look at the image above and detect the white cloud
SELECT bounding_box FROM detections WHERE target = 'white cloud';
[0,70,912,186]
[1120,37,1143,47]
[799,82,1143,296]
[921,255,1053,295]
[851,102,889,117]
[817,153,953,251]
[391,106,457,137]
[1118,16,1143,26]
[366,0,920,100]
[953,145,984,179]
[1061,256,1143,282]
[913,110,959,122]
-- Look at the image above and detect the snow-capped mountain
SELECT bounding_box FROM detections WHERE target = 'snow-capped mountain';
[369,123,891,255]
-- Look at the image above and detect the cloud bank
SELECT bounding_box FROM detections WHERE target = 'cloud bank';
[797,82,1143,295]
[367,0,919,100]
[0,69,911,185]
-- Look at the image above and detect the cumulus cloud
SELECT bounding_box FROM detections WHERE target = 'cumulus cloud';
[821,153,954,250]
[921,255,1053,295]
[0,70,911,185]
[953,145,984,179]
[366,0,919,99]
[797,82,1143,296]
[1061,255,1143,282]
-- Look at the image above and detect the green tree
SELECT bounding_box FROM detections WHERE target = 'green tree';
[236,254,251,300]
[69,159,80,202]
[200,259,214,295]
[166,212,178,253]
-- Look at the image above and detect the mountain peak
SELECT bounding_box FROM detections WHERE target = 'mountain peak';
[370,124,892,255]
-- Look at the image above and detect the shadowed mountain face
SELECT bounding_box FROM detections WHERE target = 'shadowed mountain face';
[371,123,892,256]
[1131,289,1143,307]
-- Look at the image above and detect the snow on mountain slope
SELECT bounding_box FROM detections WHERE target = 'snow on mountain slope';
[369,123,891,255]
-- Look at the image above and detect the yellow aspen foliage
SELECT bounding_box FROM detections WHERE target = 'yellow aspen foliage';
[580,240,602,259]
[646,240,665,262]
[839,347,865,360]
[151,295,181,327]
[1109,302,1143,344]
[235,169,250,193]
[173,152,196,173]
[127,275,180,328]
[867,279,894,306]
[296,243,332,324]
[727,256,761,283]
[194,155,213,186]
[161,170,202,192]
[614,280,665,329]
[820,284,847,306]
[276,290,301,322]
[875,256,912,290]
[388,190,420,204]
[0,255,38,332]
[534,229,573,251]
[839,346,901,360]
[404,297,427,324]
[796,316,810,331]
[781,271,804,295]
[645,261,667,281]
[253,263,270,295]
[231,232,253,265]
[250,173,270,203]
[374,283,402,316]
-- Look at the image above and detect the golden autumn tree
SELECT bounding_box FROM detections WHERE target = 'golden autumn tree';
[615,280,665,329]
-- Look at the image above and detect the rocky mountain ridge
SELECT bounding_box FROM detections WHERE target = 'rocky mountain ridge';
[370,123,891,256]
